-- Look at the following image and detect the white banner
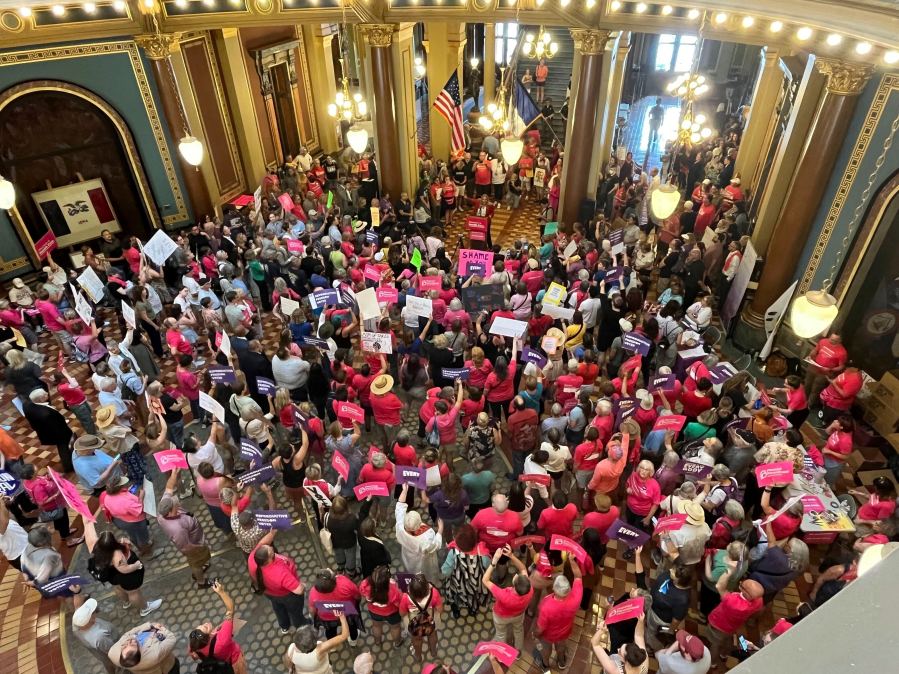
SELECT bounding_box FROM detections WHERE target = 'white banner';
[760,281,798,360]
[405,294,433,318]
[489,317,528,338]
[199,391,226,423]
[77,266,106,303]
[720,242,758,328]
[361,331,393,353]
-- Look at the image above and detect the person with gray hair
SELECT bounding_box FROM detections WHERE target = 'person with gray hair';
[533,551,583,669]
[155,468,212,588]
[284,613,350,674]
[540,402,569,440]
[23,387,75,472]
[395,484,444,577]
[21,524,68,597]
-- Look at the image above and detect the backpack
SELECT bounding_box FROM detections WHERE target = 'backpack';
[87,556,111,584]
[710,478,745,516]
[408,589,436,637]
[195,635,235,674]
[426,416,442,448]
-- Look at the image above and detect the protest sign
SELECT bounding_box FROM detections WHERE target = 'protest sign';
[518,473,551,486]
[199,391,226,423]
[410,248,422,269]
[280,296,300,316]
[0,471,22,497]
[376,287,398,303]
[419,276,441,292]
[473,642,519,667]
[356,287,381,321]
[614,397,638,426]
[286,238,303,255]
[240,439,264,466]
[300,336,330,350]
[461,284,504,313]
[605,597,645,625]
[353,482,390,499]
[395,572,415,592]
[219,330,232,357]
[622,332,652,356]
[311,288,339,308]
[466,217,488,242]
[337,402,365,423]
[122,301,136,329]
[489,317,528,338]
[650,374,676,391]
[609,228,625,255]
[256,377,276,396]
[801,494,825,511]
[208,366,236,384]
[652,414,687,433]
[237,464,276,487]
[675,460,713,480]
[371,207,380,227]
[77,266,106,303]
[306,484,332,508]
[142,229,179,266]
[406,294,433,318]
[331,451,350,481]
[521,346,548,369]
[395,465,427,489]
[441,368,470,381]
[458,249,494,276]
[38,574,91,598]
[48,468,95,522]
[365,229,378,243]
[153,449,189,472]
[511,535,546,548]
[709,362,739,385]
[74,291,93,326]
[35,230,58,260]
[550,534,587,563]
[361,331,392,354]
[543,282,567,306]
[606,519,650,548]
[755,461,795,487]
[541,303,576,321]
[562,240,578,259]
[654,513,688,534]
[314,600,359,616]
[255,510,293,530]
[541,335,559,354]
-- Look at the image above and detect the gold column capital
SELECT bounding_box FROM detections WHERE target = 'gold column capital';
[815,57,875,96]
[359,24,395,48]
[135,33,181,60]
[570,29,612,56]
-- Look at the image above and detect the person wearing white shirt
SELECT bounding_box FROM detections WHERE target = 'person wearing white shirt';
[579,288,602,330]
[185,426,226,475]
[0,498,28,571]
[686,296,713,331]
[395,490,442,577]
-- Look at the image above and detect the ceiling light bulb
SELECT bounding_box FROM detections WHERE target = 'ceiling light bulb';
[855,41,872,55]
[635,2,647,12]
[18,6,32,16]
[113,0,126,9]
[769,20,783,33]
[175,0,187,6]
[586,0,596,8]
[610,0,621,9]
[144,0,154,8]
[84,1,96,11]
[203,0,215,6]
[884,50,899,65]
[51,4,65,15]
[560,0,570,6]
[687,8,700,20]
[826,33,842,46]
[661,5,672,15]
[796,27,813,41]
[741,16,754,28]
[714,12,727,24]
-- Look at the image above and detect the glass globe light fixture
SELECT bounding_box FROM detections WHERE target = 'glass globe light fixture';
[179,135,204,166]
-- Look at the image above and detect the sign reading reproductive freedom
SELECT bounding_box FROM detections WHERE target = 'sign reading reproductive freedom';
[550,534,587,563]
[255,510,293,530]
[755,461,795,487]
[353,481,390,500]
[458,249,494,276]
[652,414,687,433]
[604,596,645,625]
[473,642,519,667]
[622,332,652,356]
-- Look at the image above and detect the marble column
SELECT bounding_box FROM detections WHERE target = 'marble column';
[424,22,466,161]
[745,58,874,325]
[484,24,496,103]
[302,24,340,154]
[360,24,403,200]
[599,35,630,168]
[136,33,213,221]
[587,32,622,200]
[391,23,423,197]
[559,29,611,228]
[733,47,788,194]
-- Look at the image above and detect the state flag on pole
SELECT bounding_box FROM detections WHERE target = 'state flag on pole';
[434,70,466,155]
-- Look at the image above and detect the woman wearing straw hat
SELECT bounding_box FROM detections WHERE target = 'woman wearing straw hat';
[370,373,405,451]
[95,404,147,485]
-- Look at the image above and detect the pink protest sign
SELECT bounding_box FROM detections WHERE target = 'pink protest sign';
[519,473,552,486]
[337,402,365,423]
[363,265,381,282]
[801,494,825,511]
[278,193,295,212]
[35,230,58,260]
[652,414,687,433]
[605,596,645,625]
[755,461,795,487]
[376,287,399,303]
[511,535,546,548]
[353,481,390,500]
[48,468,95,523]
[654,513,688,534]
[550,534,587,563]
[473,641,519,667]
[153,449,189,472]
[419,276,441,292]
[286,239,303,254]
[331,451,350,481]
[458,249,494,275]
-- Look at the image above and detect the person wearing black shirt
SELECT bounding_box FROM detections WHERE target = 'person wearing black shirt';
[323,155,339,189]
[681,247,708,307]
[452,159,468,207]
[99,229,129,278]
[679,203,697,236]
[237,339,275,410]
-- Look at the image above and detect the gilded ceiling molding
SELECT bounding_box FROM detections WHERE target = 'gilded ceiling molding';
[359,23,394,48]
[815,57,876,96]
[570,28,612,56]
[134,32,182,60]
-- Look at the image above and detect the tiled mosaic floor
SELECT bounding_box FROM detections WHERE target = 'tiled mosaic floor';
[2,199,859,674]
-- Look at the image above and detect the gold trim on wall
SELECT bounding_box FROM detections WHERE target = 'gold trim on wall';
[292,26,320,155]
[0,256,30,275]
[798,73,899,295]
[0,41,189,227]
[180,32,246,200]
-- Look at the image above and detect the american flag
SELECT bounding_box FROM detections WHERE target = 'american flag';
[433,70,465,155]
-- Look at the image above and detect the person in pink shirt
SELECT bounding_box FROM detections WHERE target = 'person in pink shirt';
[34,291,74,356]
[308,568,362,640]
[804,332,848,407]
[573,427,602,506]
[359,565,404,646]
[176,354,202,421]
[464,347,494,389]
[484,342,518,421]
[534,562,583,670]
[0,299,38,346]
[521,258,546,296]
[164,319,194,357]
[189,581,249,674]
[471,493,524,553]
[460,387,486,431]
[771,375,809,428]
[441,298,472,335]
[625,459,662,529]
[100,475,153,555]
[428,290,448,324]
[425,380,465,455]
[581,494,620,543]
[537,491,578,538]
[821,415,856,486]
[352,358,386,433]
[819,365,863,424]
[554,360,584,410]
[370,374,405,450]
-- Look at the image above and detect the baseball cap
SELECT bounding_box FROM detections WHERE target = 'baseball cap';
[676,630,705,660]
[72,598,98,627]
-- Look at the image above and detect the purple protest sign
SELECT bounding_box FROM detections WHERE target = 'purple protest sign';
[38,574,91,597]
[395,465,426,489]
[614,397,638,427]
[312,288,339,307]
[606,518,650,549]
[301,336,330,350]
[709,362,739,385]
[255,510,293,530]
[365,229,379,243]
[676,460,713,480]
[466,262,487,276]
[314,600,358,616]
[208,365,237,384]
[240,438,264,468]
[441,367,470,381]
[622,332,652,356]
[521,346,548,369]
[237,464,276,487]
[256,377,277,396]
[396,572,415,592]
[650,373,676,391]
[0,471,21,497]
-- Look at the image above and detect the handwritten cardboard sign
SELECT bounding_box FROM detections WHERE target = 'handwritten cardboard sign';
[676,460,712,479]
[361,331,392,354]
[331,451,350,481]
[652,414,687,433]
[605,596,645,625]
[654,513,688,534]
[550,534,587,563]
[255,510,293,530]
[458,249,494,276]
[755,461,795,487]
[519,473,552,486]
[473,642,519,667]
[256,377,277,396]
[337,402,365,423]
[606,518,650,548]
[153,449,189,472]
[395,465,426,489]
[353,481,390,500]
[543,281,567,306]
[405,294,433,318]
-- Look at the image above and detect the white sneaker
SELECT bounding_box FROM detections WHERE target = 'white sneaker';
[140,599,163,616]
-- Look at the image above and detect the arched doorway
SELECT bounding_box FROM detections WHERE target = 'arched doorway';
[836,170,899,378]
[0,80,156,249]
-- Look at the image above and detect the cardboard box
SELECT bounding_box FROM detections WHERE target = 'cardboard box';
[864,408,899,438]
[864,396,899,424]
[886,433,899,453]
[868,382,899,408]
[879,370,899,399]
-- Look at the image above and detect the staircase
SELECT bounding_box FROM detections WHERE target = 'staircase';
[513,26,574,149]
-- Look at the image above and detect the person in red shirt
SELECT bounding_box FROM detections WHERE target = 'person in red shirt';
[521,258,546,296]
[52,368,97,434]
[359,565,404,647]
[819,365,863,424]
[247,543,307,632]
[625,460,662,529]
[554,360,584,410]
[804,332,848,407]
[507,397,540,480]
[771,375,809,429]
[352,360,384,433]
[176,354,202,421]
[483,342,518,421]
[581,494,620,543]
[399,575,444,663]
[482,545,533,650]
[370,374,405,451]
[473,152,493,197]
[308,568,362,641]
[852,476,898,523]
[573,426,602,499]
[534,562,583,670]
[693,194,717,238]
[188,582,248,673]
[820,415,856,486]
[464,348,494,390]
[679,378,714,419]
[471,493,524,552]
[706,575,764,664]
[760,488,803,540]
[537,491,578,538]
[460,388,486,431]
[358,451,396,529]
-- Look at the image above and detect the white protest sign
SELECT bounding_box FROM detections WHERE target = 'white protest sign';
[489,317,528,338]
[142,477,157,517]
[280,296,300,316]
[355,287,381,321]
[562,240,578,259]
[541,303,575,321]
[219,330,232,357]
[142,230,179,267]
[199,391,226,423]
[361,331,393,354]
[121,301,136,329]
[405,294,433,318]
[74,291,93,325]
[77,266,105,303]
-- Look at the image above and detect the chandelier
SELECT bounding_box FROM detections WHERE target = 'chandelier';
[478,67,524,164]
[667,72,712,146]
[666,73,709,99]
[328,57,369,154]
[522,26,559,60]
